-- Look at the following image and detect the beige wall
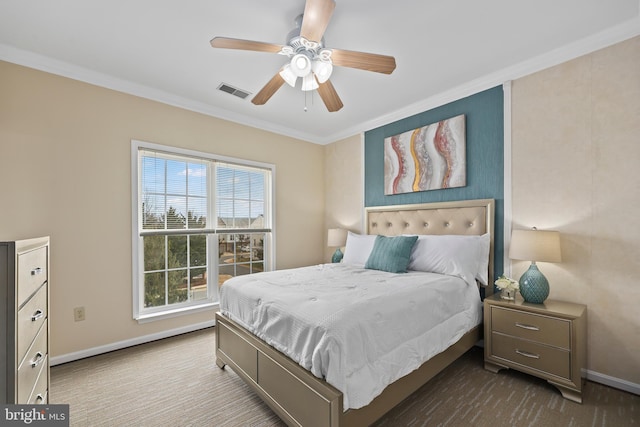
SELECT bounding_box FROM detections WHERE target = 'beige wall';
[511,36,640,385]
[0,61,325,358]
[323,134,364,261]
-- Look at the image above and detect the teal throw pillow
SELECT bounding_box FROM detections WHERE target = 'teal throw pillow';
[364,235,419,273]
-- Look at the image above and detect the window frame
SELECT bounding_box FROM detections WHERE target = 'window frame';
[131,140,275,322]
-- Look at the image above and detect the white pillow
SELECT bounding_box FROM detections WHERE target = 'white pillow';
[407,234,490,286]
[476,233,491,286]
[342,232,377,267]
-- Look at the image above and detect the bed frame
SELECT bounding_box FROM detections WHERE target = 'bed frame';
[215,199,495,427]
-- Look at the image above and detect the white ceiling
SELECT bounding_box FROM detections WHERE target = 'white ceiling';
[1,1,638,144]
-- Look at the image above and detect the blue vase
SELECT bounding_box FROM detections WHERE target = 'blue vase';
[331,248,344,263]
[518,263,549,304]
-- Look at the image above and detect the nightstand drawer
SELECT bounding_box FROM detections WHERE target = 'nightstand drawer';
[491,306,570,349]
[491,332,571,380]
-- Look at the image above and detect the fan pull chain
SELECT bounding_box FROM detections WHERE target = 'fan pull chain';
[303,88,315,112]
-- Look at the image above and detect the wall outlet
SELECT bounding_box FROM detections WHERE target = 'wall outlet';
[74,306,86,322]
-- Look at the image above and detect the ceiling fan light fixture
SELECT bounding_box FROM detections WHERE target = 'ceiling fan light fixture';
[301,74,319,91]
[211,0,394,112]
[312,59,333,83]
[279,64,298,87]
[290,53,312,77]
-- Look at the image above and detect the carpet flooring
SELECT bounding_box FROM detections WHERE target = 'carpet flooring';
[50,327,638,426]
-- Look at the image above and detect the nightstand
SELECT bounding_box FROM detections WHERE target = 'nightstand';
[484,294,587,403]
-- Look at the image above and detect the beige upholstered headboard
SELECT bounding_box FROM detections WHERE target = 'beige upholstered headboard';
[365,199,495,295]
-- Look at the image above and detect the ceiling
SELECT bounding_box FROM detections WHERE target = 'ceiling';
[1,1,638,144]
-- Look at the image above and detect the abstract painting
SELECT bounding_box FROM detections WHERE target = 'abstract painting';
[384,114,466,195]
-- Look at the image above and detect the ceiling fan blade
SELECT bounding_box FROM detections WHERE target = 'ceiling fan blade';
[300,0,336,43]
[251,72,286,105]
[316,78,343,112]
[331,48,396,74]
[210,37,283,53]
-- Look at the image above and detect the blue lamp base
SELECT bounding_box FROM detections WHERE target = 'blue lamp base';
[519,263,550,304]
[331,248,344,263]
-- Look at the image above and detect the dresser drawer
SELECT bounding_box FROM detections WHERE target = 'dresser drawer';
[28,360,49,404]
[17,321,48,403]
[17,284,48,363]
[491,332,571,380]
[17,246,48,307]
[491,306,570,349]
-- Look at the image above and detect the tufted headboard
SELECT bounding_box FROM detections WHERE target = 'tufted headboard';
[366,199,495,295]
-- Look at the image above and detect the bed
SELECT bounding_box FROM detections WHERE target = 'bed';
[215,198,495,427]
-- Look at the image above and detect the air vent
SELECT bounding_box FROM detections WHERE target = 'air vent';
[217,83,251,100]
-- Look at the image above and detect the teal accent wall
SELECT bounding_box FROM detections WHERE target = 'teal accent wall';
[364,85,504,281]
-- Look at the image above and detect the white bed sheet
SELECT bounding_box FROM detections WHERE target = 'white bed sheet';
[219,263,482,410]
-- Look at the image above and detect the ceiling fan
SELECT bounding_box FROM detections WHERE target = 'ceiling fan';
[210,0,396,112]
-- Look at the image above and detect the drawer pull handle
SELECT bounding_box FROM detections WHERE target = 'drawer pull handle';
[31,310,44,321]
[515,349,540,359]
[515,322,540,331]
[31,267,43,276]
[31,352,44,368]
[35,393,45,403]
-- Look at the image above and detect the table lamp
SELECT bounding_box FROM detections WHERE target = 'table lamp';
[327,228,348,263]
[509,227,562,303]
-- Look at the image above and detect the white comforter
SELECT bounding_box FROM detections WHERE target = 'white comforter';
[219,263,482,410]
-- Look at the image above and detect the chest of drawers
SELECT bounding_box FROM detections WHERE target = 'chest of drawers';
[484,294,586,403]
[1,237,50,404]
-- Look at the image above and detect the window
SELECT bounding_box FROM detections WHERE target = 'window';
[132,140,274,321]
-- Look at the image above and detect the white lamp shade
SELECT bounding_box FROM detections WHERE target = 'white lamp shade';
[327,228,348,247]
[509,229,562,263]
[279,64,298,87]
[301,74,319,91]
[312,59,333,83]
[290,53,311,77]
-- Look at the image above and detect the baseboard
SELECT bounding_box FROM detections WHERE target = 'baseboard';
[586,369,640,396]
[50,320,215,366]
